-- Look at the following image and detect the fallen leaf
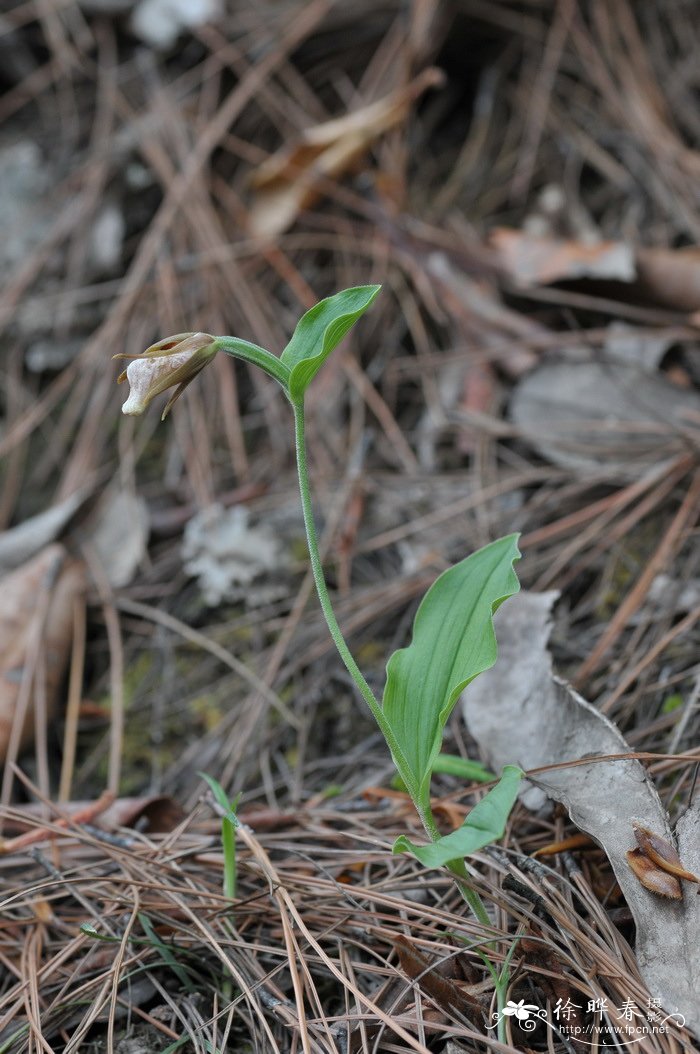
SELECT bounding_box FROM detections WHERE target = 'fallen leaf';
[89,487,149,588]
[248,68,444,238]
[603,321,674,373]
[0,489,90,576]
[492,227,636,286]
[633,825,699,884]
[626,848,682,900]
[509,358,700,474]
[494,228,700,312]
[393,934,485,1014]
[637,246,700,312]
[647,573,700,614]
[1,794,185,838]
[461,590,700,1033]
[0,544,86,763]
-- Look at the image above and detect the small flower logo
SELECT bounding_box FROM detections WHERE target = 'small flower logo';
[502,999,540,1021]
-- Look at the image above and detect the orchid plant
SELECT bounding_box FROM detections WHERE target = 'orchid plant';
[116,286,522,933]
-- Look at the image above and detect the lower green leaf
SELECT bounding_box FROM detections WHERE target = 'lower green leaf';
[393,765,524,867]
[391,754,495,791]
[382,534,521,809]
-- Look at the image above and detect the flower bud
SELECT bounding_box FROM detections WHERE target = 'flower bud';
[115,332,217,419]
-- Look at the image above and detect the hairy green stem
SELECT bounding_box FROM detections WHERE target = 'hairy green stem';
[420,805,493,930]
[293,398,493,930]
[293,401,393,734]
[216,336,290,387]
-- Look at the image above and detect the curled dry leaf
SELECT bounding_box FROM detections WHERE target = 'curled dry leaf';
[633,824,699,884]
[248,68,444,239]
[2,794,185,838]
[636,246,700,312]
[626,847,682,900]
[493,227,700,313]
[89,487,149,588]
[0,489,90,577]
[393,934,485,1015]
[0,544,87,763]
[491,227,635,286]
[461,590,700,1033]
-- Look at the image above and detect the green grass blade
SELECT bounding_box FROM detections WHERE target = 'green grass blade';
[281,285,381,401]
[138,913,194,991]
[393,766,523,866]
[382,535,520,810]
[199,772,240,900]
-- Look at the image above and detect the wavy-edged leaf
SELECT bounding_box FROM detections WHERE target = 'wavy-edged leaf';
[382,534,520,807]
[393,765,523,867]
[281,285,381,401]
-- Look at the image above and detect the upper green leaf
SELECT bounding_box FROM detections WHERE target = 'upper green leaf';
[382,534,520,808]
[281,285,381,401]
[393,765,524,867]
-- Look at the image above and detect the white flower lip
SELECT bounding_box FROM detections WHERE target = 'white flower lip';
[121,352,195,415]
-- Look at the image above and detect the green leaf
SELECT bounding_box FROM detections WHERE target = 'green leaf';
[391,754,494,791]
[199,772,241,899]
[281,285,381,401]
[215,336,290,388]
[431,754,495,782]
[393,766,523,867]
[382,534,520,808]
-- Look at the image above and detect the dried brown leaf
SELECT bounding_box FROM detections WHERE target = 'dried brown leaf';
[633,824,699,884]
[0,489,90,577]
[637,247,700,312]
[0,544,86,762]
[2,794,184,838]
[89,487,149,588]
[492,227,635,286]
[393,935,485,1014]
[248,68,444,238]
[626,848,682,900]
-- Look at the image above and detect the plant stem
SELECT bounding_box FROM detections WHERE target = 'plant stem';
[419,804,493,930]
[292,401,384,725]
[292,399,493,931]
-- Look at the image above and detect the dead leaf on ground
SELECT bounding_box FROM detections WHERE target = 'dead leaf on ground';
[89,487,149,588]
[509,357,700,474]
[248,68,444,239]
[626,847,682,900]
[633,824,699,884]
[0,488,91,577]
[2,794,185,837]
[461,590,700,1033]
[493,228,700,313]
[603,321,675,372]
[393,934,485,1015]
[0,544,86,764]
[637,246,700,312]
[491,227,636,286]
